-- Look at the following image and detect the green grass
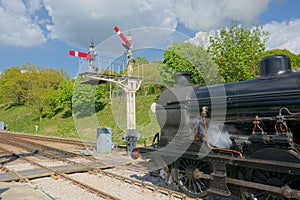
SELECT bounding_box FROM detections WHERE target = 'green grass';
[0,105,38,133]
[0,105,79,139]
[0,94,160,144]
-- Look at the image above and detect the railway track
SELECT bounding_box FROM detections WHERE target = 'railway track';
[0,131,190,200]
[0,131,128,151]
[0,131,96,149]
[0,135,94,165]
[0,145,120,200]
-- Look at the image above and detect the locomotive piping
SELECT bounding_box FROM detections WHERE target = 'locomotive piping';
[276,107,300,133]
[279,107,300,116]
[202,107,243,158]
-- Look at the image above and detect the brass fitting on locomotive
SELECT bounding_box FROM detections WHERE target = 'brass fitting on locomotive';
[249,111,294,147]
[252,115,266,135]
[201,106,208,117]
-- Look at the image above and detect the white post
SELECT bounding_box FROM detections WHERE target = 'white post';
[125,77,141,154]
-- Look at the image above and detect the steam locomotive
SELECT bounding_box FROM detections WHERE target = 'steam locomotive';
[134,55,300,199]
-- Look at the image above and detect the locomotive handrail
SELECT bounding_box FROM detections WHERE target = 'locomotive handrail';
[279,107,300,116]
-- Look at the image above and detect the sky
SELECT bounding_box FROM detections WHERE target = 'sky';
[0,0,300,77]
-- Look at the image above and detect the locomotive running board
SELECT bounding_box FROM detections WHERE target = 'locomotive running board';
[207,161,231,196]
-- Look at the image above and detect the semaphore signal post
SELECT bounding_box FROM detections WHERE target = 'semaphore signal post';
[70,26,141,155]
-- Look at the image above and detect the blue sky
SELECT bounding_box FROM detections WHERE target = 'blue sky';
[0,0,300,77]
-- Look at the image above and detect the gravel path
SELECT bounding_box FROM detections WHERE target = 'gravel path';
[70,172,173,200]
[32,177,105,200]
[3,158,68,172]
[31,172,176,200]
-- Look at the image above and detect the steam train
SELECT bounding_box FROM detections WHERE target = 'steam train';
[134,55,300,199]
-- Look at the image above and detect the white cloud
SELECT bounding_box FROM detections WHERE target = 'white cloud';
[43,0,177,48]
[42,0,272,48]
[27,0,42,15]
[187,31,213,48]
[1,0,26,15]
[263,19,300,54]
[190,18,300,55]
[0,0,46,47]
[5,0,297,52]
[172,0,270,31]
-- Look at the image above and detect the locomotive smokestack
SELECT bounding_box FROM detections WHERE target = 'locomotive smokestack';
[259,54,292,79]
[175,72,192,87]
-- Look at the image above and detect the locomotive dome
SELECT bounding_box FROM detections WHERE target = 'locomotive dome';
[259,54,292,79]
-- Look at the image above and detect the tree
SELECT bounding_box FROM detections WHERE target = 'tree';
[58,68,71,80]
[42,88,58,118]
[72,73,110,117]
[25,68,64,121]
[297,54,300,71]
[162,42,219,86]
[72,83,96,117]
[264,49,300,71]
[56,80,74,111]
[0,63,73,120]
[0,67,26,105]
[21,62,41,71]
[134,57,149,66]
[208,22,269,82]
[94,83,109,111]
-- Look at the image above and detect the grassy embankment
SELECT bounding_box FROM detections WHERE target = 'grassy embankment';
[0,95,159,145]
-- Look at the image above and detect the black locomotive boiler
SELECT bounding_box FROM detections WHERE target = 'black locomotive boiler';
[134,55,300,199]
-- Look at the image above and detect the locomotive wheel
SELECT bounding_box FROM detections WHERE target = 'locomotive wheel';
[174,158,212,198]
[243,169,300,200]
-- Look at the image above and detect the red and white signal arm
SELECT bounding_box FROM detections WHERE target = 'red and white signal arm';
[69,50,88,58]
[114,26,130,47]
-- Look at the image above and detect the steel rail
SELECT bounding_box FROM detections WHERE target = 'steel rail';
[0,131,96,149]
[0,145,120,200]
[0,133,189,199]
